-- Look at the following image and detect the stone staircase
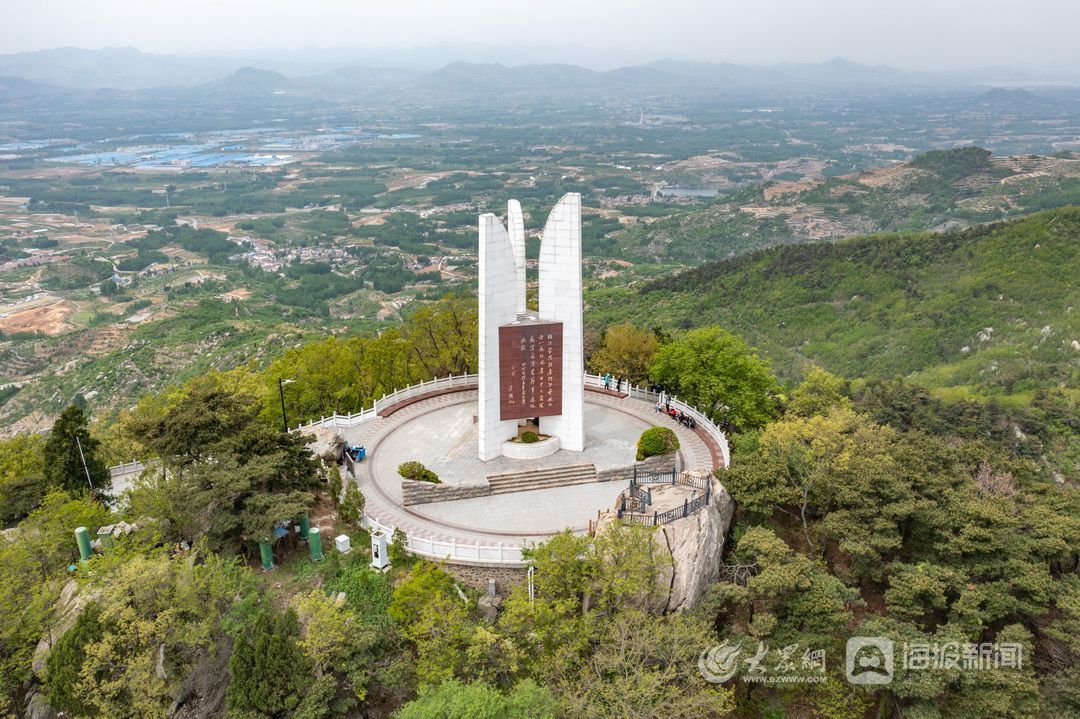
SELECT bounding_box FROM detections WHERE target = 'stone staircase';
[487,463,598,495]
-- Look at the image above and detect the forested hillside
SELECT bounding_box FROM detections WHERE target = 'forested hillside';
[591,206,1080,402]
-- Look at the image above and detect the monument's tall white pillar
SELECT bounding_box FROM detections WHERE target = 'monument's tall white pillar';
[507,200,527,316]
[478,213,519,461]
[538,193,585,451]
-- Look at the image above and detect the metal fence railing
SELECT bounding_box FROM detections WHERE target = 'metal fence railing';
[628,480,652,508]
[617,482,712,527]
[632,466,711,491]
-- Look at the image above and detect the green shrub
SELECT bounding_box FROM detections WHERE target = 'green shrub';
[390,527,411,565]
[326,461,343,506]
[398,460,440,484]
[521,431,539,444]
[44,603,103,716]
[636,427,680,461]
[339,481,364,524]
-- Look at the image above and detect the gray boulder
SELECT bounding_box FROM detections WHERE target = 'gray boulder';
[303,426,346,464]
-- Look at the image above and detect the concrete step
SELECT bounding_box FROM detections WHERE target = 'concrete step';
[489,474,599,495]
[487,463,598,495]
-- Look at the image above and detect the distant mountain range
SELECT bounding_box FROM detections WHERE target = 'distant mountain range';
[0,45,1073,96]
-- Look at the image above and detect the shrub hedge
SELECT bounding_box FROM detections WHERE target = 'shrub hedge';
[397,460,440,484]
[636,427,680,461]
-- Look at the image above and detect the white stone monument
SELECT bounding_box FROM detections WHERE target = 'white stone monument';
[478,193,584,461]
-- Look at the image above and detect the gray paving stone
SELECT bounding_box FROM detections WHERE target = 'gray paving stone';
[342,389,714,546]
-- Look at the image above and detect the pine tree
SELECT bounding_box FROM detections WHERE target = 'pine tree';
[226,607,309,717]
[43,405,110,501]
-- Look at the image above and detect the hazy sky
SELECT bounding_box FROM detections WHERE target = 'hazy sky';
[3,0,1078,71]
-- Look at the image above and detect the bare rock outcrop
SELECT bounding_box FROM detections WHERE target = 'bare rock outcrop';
[303,426,346,464]
[25,690,56,719]
[599,471,734,613]
[653,474,734,612]
[32,579,100,674]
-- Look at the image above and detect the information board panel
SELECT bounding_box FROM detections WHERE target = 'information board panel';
[499,322,563,420]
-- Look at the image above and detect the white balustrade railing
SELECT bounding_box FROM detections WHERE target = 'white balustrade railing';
[583,373,730,468]
[109,460,147,477]
[293,373,480,432]
[373,373,479,414]
[289,372,728,470]
[363,515,528,566]
[107,371,730,566]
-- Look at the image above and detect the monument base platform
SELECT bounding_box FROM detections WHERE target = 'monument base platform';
[340,387,719,565]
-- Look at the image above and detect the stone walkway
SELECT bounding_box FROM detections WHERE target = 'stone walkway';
[340,388,714,546]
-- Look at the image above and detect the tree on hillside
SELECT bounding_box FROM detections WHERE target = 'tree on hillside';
[128,381,318,552]
[0,433,48,526]
[132,381,256,466]
[263,333,413,429]
[43,405,110,501]
[403,294,478,378]
[787,365,850,418]
[561,608,734,719]
[725,407,905,569]
[194,419,319,548]
[395,679,560,719]
[227,607,309,717]
[649,326,779,432]
[587,323,657,384]
[61,551,266,718]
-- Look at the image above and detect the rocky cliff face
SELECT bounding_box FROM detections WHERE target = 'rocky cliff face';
[599,470,734,613]
[24,579,100,719]
[652,474,734,613]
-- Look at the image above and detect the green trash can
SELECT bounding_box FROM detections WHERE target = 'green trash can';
[259,540,275,572]
[308,527,324,562]
[75,527,92,562]
[299,515,310,541]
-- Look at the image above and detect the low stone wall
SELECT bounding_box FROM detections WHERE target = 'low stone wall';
[403,454,677,506]
[441,564,528,597]
[402,479,491,506]
[596,453,675,483]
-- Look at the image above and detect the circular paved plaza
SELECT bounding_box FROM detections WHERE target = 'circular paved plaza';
[340,388,715,550]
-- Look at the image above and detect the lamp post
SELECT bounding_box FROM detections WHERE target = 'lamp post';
[278,378,295,433]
